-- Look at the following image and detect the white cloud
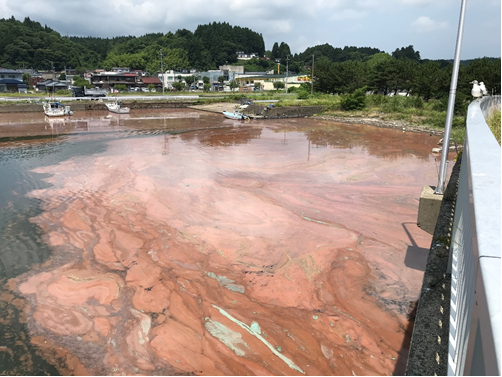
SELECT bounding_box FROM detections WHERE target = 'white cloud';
[412,16,448,33]
[0,0,498,59]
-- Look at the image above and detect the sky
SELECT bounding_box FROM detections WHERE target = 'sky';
[0,0,500,60]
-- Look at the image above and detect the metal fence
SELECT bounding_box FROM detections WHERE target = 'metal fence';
[448,96,501,375]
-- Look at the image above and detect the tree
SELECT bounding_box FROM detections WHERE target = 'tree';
[271,42,279,59]
[203,83,211,92]
[147,83,154,92]
[172,81,184,91]
[73,75,92,88]
[339,87,367,110]
[392,45,421,62]
[22,72,31,85]
[202,76,210,84]
[115,84,127,92]
[58,72,66,80]
[184,75,195,88]
[229,80,239,93]
[273,81,285,90]
[254,82,262,91]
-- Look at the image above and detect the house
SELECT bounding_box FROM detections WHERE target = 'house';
[232,73,310,91]
[236,52,259,60]
[0,78,28,93]
[140,76,162,91]
[0,68,23,81]
[36,80,67,92]
[90,71,140,91]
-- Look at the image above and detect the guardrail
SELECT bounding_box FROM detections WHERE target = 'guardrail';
[448,95,501,375]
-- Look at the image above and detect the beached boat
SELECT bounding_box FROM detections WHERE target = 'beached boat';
[43,101,73,117]
[106,100,130,114]
[223,110,248,120]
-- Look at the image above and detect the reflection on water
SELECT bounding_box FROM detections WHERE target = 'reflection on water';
[0,109,443,375]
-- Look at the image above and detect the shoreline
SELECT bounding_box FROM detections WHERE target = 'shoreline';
[0,100,445,136]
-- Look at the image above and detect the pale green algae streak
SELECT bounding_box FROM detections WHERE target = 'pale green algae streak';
[212,305,305,374]
[206,272,245,293]
[204,318,251,357]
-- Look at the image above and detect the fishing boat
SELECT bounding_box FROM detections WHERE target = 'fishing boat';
[106,99,130,114]
[222,110,248,120]
[43,101,73,117]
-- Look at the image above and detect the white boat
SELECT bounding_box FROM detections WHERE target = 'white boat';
[223,110,248,120]
[43,101,73,117]
[106,100,130,114]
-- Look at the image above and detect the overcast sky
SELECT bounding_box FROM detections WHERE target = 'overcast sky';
[1,0,500,60]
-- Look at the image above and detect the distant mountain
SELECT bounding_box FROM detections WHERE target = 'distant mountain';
[0,16,498,75]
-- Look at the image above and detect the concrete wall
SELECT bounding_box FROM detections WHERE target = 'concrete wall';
[243,105,324,119]
[0,101,196,113]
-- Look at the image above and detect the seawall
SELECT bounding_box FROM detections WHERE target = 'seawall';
[0,100,197,113]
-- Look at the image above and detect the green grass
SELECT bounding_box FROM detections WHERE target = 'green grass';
[487,110,501,145]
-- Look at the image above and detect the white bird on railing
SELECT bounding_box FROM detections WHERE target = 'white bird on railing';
[479,81,488,96]
[470,80,482,99]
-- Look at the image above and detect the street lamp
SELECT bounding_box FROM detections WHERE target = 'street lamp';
[160,48,165,96]
[311,54,315,95]
[285,55,289,93]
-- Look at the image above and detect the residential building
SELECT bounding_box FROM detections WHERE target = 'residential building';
[36,80,67,92]
[0,68,22,81]
[236,52,259,60]
[0,78,28,93]
[90,71,140,91]
[233,73,310,91]
[141,76,162,91]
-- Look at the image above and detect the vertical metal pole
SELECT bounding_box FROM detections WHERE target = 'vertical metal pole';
[435,0,467,194]
[285,55,289,92]
[311,54,314,95]
[160,48,165,96]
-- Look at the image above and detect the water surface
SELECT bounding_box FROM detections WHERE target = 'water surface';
[0,109,443,375]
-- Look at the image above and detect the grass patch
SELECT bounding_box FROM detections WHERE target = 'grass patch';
[487,110,501,145]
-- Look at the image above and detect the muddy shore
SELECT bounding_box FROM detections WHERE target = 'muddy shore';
[0,101,444,136]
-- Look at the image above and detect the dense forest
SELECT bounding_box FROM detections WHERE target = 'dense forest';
[0,16,500,99]
[0,16,265,72]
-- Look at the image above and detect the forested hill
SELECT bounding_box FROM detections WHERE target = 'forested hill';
[0,17,266,72]
[0,16,499,76]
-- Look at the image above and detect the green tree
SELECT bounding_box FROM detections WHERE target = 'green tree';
[73,75,92,88]
[202,76,210,84]
[184,75,195,88]
[147,83,154,92]
[273,81,285,90]
[229,80,239,93]
[340,87,367,110]
[115,84,127,92]
[172,81,184,91]
[203,83,211,92]
[22,72,32,85]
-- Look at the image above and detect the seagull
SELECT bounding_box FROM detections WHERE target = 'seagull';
[479,82,488,96]
[470,80,482,100]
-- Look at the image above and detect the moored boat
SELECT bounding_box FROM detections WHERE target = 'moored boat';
[222,110,248,120]
[106,100,130,114]
[43,101,73,117]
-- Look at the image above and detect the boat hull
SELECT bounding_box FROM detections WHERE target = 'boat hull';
[222,111,247,120]
[106,103,130,114]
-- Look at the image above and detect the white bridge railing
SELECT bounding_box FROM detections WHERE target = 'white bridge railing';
[448,96,501,375]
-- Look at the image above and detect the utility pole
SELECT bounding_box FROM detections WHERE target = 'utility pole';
[285,55,289,93]
[160,48,165,96]
[275,58,281,75]
[311,54,315,95]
